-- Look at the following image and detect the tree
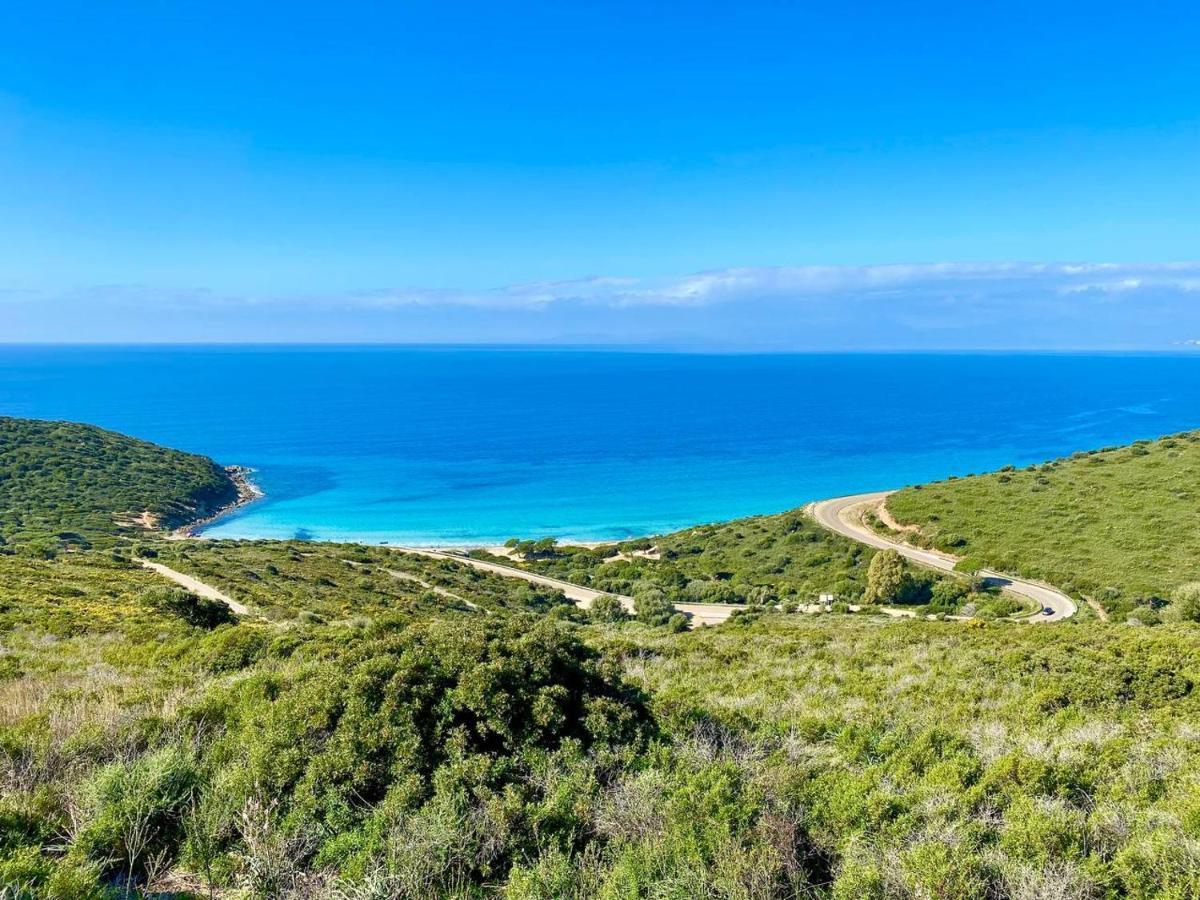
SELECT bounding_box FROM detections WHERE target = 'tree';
[953,556,988,592]
[928,579,968,612]
[1164,582,1200,623]
[512,537,560,559]
[863,550,909,604]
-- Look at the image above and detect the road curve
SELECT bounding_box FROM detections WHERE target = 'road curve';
[808,492,1077,622]
[393,547,742,626]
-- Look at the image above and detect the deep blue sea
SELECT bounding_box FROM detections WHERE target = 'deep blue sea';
[2,346,1199,544]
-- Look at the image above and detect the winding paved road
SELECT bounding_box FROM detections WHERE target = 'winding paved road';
[808,492,1077,622]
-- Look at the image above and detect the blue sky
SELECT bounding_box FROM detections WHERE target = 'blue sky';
[2,1,1198,346]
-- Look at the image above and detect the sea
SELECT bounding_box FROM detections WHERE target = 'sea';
[2,346,1199,545]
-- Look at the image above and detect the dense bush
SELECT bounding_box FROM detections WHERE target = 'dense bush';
[863,549,907,604]
[0,416,237,548]
[588,593,629,623]
[1165,582,1200,623]
[144,585,236,629]
[0,589,659,897]
[632,585,676,626]
[72,747,200,884]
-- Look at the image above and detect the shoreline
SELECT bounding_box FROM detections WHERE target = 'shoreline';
[171,465,264,538]
[342,535,645,553]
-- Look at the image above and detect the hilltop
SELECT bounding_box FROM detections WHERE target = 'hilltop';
[0,416,239,552]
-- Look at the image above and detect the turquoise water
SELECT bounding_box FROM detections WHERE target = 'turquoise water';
[2,346,1199,544]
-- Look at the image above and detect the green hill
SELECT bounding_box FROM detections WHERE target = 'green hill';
[492,508,874,604]
[0,416,238,551]
[492,504,1018,617]
[887,430,1200,619]
[6,537,1200,898]
[6,419,1200,897]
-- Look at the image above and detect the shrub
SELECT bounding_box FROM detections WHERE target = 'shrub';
[896,572,935,606]
[73,747,199,884]
[684,580,738,605]
[20,538,58,561]
[900,840,988,899]
[666,613,689,632]
[928,579,968,613]
[1164,583,1200,623]
[863,550,908,604]
[633,587,675,626]
[198,626,270,673]
[1112,827,1200,897]
[935,532,968,550]
[589,594,629,624]
[745,585,779,606]
[210,618,651,848]
[145,585,236,629]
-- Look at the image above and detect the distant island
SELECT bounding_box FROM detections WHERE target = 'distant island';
[2,415,1199,897]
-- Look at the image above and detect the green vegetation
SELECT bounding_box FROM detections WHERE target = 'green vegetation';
[602,615,1200,900]
[1164,583,1200,624]
[0,417,237,552]
[150,540,574,622]
[863,548,907,604]
[6,418,1200,896]
[0,548,654,898]
[492,508,879,607]
[887,430,1200,620]
[588,593,629,624]
[7,541,1200,897]
[497,510,1005,618]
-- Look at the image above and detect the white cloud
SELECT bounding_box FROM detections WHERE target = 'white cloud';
[8,262,1199,315]
[346,261,1200,310]
[7,261,1200,347]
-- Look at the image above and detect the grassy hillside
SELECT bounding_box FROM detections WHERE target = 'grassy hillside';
[151,539,575,621]
[887,430,1200,619]
[604,615,1200,899]
[494,509,874,603]
[6,418,1200,897]
[5,543,1200,897]
[490,507,1010,616]
[0,417,237,551]
[0,549,653,898]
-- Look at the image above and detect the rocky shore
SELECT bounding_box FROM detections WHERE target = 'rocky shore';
[172,465,264,537]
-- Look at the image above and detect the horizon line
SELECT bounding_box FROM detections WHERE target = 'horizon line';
[2,341,1200,356]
